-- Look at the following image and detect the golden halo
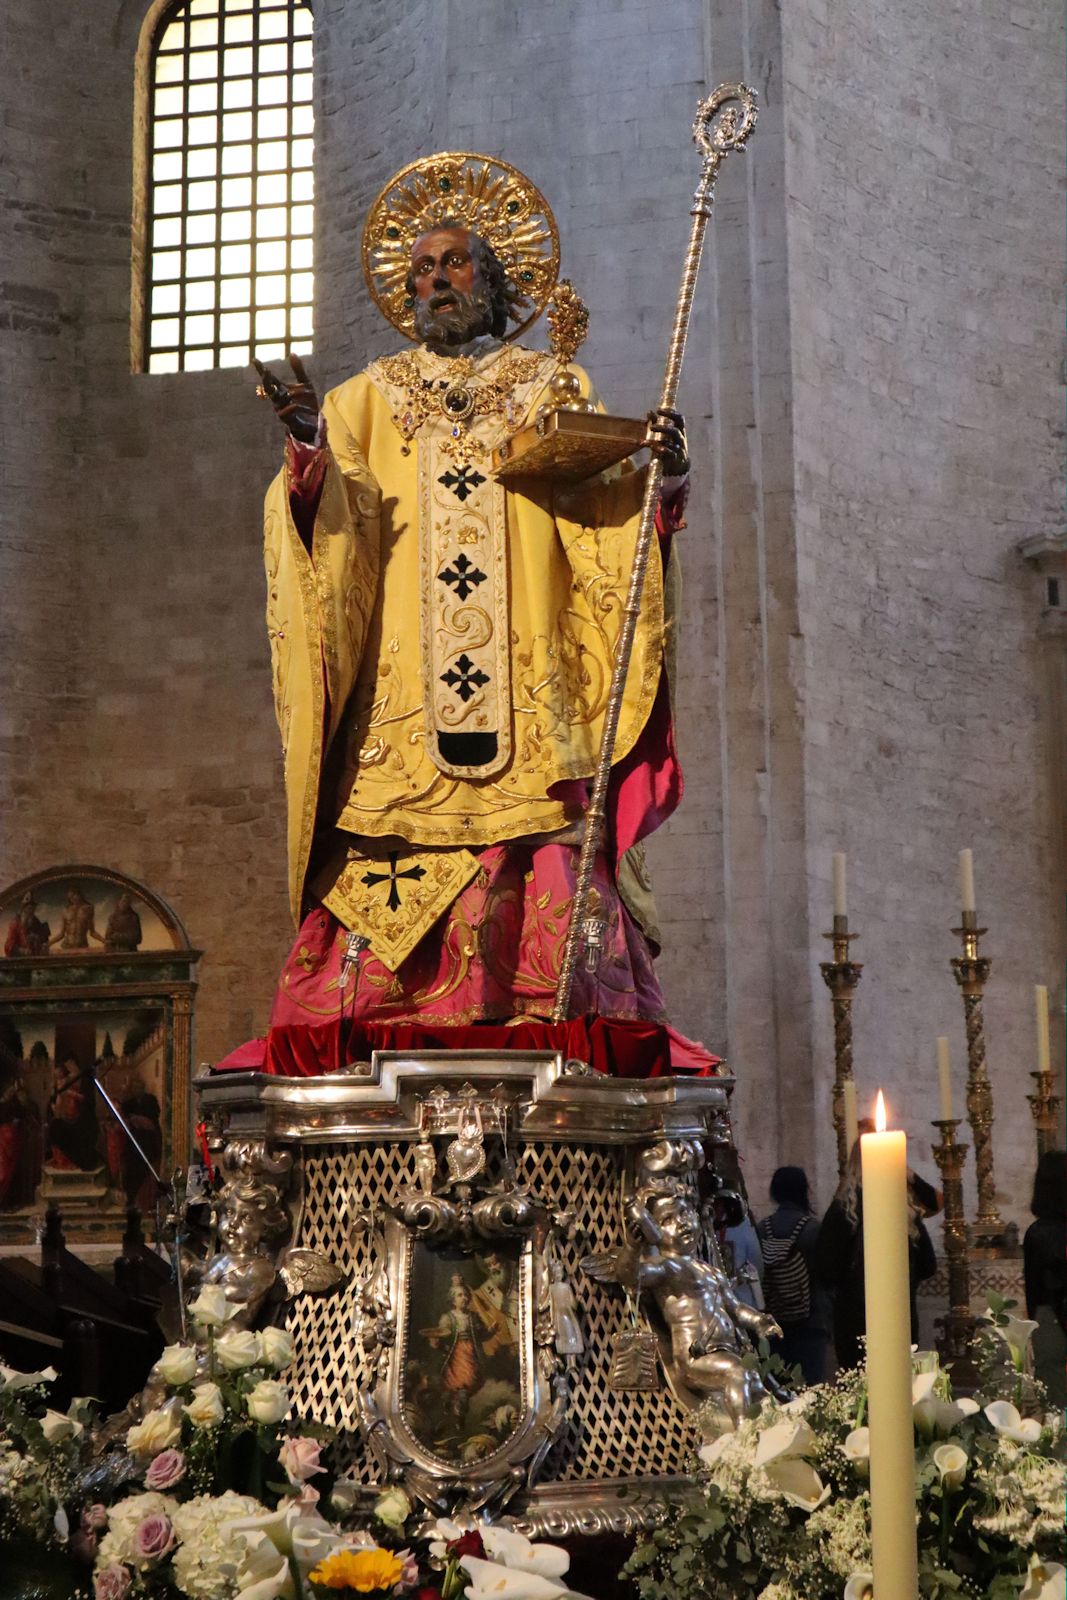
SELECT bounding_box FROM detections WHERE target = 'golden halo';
[361,151,560,343]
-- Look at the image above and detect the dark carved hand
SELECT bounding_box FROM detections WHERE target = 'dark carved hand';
[254,352,320,444]
[647,407,690,478]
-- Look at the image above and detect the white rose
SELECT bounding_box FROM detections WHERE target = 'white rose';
[259,1327,294,1370]
[155,1343,199,1386]
[189,1285,235,1327]
[184,1382,226,1429]
[215,1329,264,1371]
[842,1427,870,1478]
[984,1400,1042,1445]
[246,1380,290,1425]
[932,1442,968,1489]
[40,1408,83,1445]
[126,1406,182,1456]
[372,1486,412,1531]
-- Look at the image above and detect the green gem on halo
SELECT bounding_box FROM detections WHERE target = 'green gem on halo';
[403,295,415,308]
[520,270,534,282]
[438,176,452,191]
[506,199,520,214]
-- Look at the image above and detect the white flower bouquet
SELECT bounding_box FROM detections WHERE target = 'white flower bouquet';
[624,1352,1065,1600]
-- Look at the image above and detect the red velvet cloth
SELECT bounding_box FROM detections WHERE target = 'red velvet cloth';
[214,1015,721,1080]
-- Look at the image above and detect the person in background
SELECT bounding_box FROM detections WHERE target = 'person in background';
[1023,1148,1066,1410]
[724,1208,765,1310]
[814,1125,939,1370]
[757,1166,832,1384]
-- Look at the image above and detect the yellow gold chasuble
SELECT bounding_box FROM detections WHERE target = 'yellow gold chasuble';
[264,341,666,931]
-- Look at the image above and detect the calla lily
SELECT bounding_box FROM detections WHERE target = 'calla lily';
[753,1419,816,1468]
[998,1314,1040,1372]
[843,1574,874,1600]
[481,1526,570,1581]
[234,1528,297,1600]
[911,1370,940,1405]
[698,1433,735,1468]
[955,1396,980,1416]
[760,1456,831,1512]
[984,1401,1042,1444]
[459,1553,587,1599]
[1019,1554,1066,1600]
[0,1363,58,1390]
[932,1442,968,1489]
[40,1408,83,1445]
[842,1427,870,1478]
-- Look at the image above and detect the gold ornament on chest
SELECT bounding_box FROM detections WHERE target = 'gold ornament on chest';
[380,349,546,462]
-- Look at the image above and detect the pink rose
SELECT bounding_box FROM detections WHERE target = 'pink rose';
[94,1566,132,1600]
[397,1548,420,1588]
[144,1448,186,1491]
[71,1528,97,1564]
[81,1504,109,1533]
[132,1512,176,1566]
[278,1434,323,1485]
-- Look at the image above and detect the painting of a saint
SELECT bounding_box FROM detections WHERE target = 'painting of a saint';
[402,1241,524,1467]
[4,892,51,958]
[46,1054,100,1171]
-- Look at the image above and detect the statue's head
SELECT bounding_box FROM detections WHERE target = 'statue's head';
[407,222,519,348]
[650,1193,701,1254]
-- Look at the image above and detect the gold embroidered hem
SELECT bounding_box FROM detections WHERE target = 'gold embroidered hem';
[314,841,481,972]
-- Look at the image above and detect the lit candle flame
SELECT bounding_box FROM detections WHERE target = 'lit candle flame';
[875,1088,887,1133]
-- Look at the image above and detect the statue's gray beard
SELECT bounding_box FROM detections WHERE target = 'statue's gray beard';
[415,284,495,349]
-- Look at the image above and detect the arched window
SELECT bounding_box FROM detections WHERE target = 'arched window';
[144,0,313,373]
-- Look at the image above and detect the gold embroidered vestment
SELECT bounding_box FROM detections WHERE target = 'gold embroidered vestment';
[263,342,666,947]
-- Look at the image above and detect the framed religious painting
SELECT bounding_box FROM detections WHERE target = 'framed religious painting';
[0,866,200,1244]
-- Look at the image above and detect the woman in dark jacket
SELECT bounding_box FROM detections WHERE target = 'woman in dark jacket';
[813,1126,939,1371]
[757,1166,833,1385]
[1023,1149,1066,1409]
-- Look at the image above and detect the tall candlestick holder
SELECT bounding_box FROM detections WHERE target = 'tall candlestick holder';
[949,912,1018,1254]
[1027,1069,1062,1160]
[820,914,863,1178]
[931,1118,977,1372]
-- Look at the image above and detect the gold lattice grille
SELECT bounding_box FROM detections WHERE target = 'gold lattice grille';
[286,1140,694,1484]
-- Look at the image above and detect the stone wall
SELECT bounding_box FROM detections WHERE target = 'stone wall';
[784,0,1065,1228]
[0,0,1060,1225]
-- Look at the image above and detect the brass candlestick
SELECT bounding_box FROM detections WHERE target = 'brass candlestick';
[1027,1069,1062,1160]
[949,912,1017,1253]
[931,1118,976,1370]
[820,914,863,1178]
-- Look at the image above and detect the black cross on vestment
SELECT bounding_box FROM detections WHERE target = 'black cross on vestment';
[360,852,427,913]
[438,552,488,600]
[440,653,490,704]
[438,464,486,502]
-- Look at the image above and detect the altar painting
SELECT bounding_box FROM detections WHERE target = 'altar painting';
[0,868,183,960]
[401,1239,524,1467]
[0,1005,168,1228]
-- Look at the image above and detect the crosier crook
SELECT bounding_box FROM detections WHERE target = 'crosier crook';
[552,84,758,1022]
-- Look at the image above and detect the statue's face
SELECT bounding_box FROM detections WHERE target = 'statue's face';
[410,226,480,319]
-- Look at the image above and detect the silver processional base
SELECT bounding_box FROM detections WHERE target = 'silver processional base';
[195,1049,736,1537]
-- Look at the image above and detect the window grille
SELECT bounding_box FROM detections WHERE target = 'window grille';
[145,0,313,374]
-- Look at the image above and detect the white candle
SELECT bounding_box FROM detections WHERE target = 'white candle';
[958,848,976,914]
[936,1037,953,1121]
[832,852,848,919]
[861,1091,919,1600]
[842,1077,859,1153]
[1035,984,1051,1074]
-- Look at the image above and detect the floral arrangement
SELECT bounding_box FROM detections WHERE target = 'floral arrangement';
[0,1284,593,1600]
[624,1322,1065,1600]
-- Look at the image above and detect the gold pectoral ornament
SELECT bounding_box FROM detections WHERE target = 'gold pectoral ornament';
[315,841,481,972]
